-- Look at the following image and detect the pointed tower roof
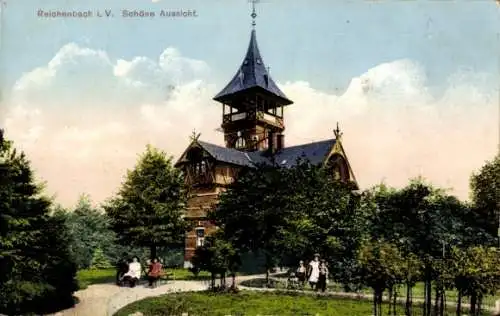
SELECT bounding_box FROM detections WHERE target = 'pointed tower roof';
[213,29,293,105]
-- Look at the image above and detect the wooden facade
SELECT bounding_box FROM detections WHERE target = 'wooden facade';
[176,144,242,265]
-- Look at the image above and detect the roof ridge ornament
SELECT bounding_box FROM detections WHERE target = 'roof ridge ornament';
[333,122,343,140]
[250,0,259,29]
[190,129,201,142]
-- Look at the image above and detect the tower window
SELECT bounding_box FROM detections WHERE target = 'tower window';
[235,134,246,149]
[277,107,283,117]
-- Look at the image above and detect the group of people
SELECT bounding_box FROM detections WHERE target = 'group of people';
[294,253,329,292]
[116,254,164,288]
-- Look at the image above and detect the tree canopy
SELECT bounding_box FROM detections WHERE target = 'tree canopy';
[104,145,190,259]
[0,135,77,314]
[210,159,362,283]
[470,153,500,244]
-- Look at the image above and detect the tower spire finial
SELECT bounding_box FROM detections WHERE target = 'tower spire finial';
[250,0,259,28]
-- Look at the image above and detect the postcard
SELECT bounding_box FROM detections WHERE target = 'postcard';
[0,1,498,316]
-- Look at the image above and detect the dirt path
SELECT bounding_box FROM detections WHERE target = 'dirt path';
[54,274,266,316]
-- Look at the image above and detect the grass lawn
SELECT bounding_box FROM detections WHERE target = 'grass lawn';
[77,268,117,289]
[114,290,490,316]
[77,268,211,290]
[242,277,498,309]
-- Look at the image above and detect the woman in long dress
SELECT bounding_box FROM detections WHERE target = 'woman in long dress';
[123,256,141,288]
[308,254,320,290]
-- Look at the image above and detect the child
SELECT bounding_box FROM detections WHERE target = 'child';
[317,259,329,292]
[296,260,306,288]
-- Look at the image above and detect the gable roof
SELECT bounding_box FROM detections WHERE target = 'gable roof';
[273,139,336,168]
[183,139,336,168]
[213,30,293,105]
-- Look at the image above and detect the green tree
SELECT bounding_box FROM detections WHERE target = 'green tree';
[470,154,500,246]
[53,196,116,269]
[90,247,112,269]
[365,180,474,316]
[0,132,78,314]
[104,145,190,260]
[357,240,405,316]
[52,195,138,269]
[191,232,240,290]
[281,160,364,289]
[212,158,363,286]
[210,162,289,283]
[447,246,500,316]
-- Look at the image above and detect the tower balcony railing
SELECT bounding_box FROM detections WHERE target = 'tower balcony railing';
[222,111,283,128]
[223,112,247,124]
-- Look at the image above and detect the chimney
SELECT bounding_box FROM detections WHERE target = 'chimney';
[276,134,284,151]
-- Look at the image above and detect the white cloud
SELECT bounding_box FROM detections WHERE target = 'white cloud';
[3,44,497,206]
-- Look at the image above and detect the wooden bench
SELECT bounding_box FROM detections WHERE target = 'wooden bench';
[157,271,174,285]
[145,271,175,287]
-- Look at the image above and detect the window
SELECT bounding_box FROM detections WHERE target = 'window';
[328,154,349,182]
[195,160,207,175]
[195,228,205,247]
[235,133,246,149]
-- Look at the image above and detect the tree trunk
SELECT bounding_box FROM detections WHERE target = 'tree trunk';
[393,287,398,316]
[434,286,440,316]
[266,269,270,286]
[423,280,428,316]
[470,292,477,316]
[150,244,157,260]
[477,295,482,316]
[439,290,445,316]
[210,272,215,290]
[425,271,432,316]
[231,272,236,288]
[406,282,412,316]
[388,286,393,316]
[378,291,383,316]
[456,291,462,316]
[373,289,378,316]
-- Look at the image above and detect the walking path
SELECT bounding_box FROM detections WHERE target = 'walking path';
[54,274,500,316]
[54,274,266,316]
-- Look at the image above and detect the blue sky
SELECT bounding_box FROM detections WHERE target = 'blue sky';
[1,0,498,206]
[2,0,499,94]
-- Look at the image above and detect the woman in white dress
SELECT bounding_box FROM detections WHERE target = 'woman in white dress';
[308,254,320,290]
[123,256,142,288]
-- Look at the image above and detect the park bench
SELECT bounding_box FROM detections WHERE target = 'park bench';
[157,271,174,285]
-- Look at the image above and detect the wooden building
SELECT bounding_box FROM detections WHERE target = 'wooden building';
[175,17,357,268]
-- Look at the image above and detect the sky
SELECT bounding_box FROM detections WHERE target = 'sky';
[0,0,499,208]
